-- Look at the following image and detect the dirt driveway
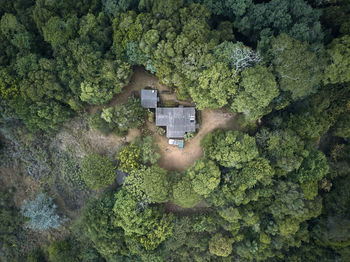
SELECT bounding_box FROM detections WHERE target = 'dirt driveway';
[155,109,239,171]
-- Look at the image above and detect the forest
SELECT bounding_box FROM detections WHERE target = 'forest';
[0,0,350,261]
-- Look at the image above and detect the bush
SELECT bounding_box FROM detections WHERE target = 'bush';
[48,240,78,262]
[81,154,116,190]
[116,144,141,173]
[88,111,113,135]
[155,126,166,136]
[184,132,195,141]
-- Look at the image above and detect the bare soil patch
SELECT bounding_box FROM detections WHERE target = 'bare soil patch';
[153,109,239,171]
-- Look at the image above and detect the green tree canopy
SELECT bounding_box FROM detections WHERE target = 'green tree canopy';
[271,34,323,101]
[333,113,350,138]
[257,128,308,173]
[202,129,259,168]
[209,233,233,257]
[231,65,279,120]
[189,62,238,109]
[324,35,350,85]
[186,159,221,197]
[116,143,141,173]
[81,191,127,259]
[293,149,329,184]
[100,97,145,136]
[172,175,203,208]
[143,165,170,203]
[113,189,173,250]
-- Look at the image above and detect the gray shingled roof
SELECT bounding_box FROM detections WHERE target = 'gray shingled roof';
[141,89,158,108]
[156,107,196,138]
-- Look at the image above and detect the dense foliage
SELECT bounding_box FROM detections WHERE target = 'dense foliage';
[0,0,350,261]
[81,154,116,190]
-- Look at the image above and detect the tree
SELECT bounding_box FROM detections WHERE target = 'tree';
[231,65,279,120]
[233,0,323,44]
[143,165,170,203]
[202,129,259,168]
[189,62,238,109]
[209,233,233,257]
[81,191,127,259]
[20,193,66,231]
[333,113,350,138]
[81,154,116,190]
[257,128,308,173]
[124,165,170,203]
[172,175,203,208]
[42,16,78,48]
[324,35,350,85]
[216,157,275,206]
[231,157,275,190]
[187,159,221,196]
[102,0,138,17]
[268,181,322,237]
[293,149,329,184]
[271,34,323,100]
[113,189,173,250]
[0,13,33,52]
[80,81,114,105]
[287,110,332,140]
[116,144,141,172]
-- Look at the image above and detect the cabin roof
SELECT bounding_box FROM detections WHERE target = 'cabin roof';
[156,106,196,138]
[141,89,158,108]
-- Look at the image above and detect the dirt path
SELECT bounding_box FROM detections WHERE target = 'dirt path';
[164,199,210,214]
[155,109,239,171]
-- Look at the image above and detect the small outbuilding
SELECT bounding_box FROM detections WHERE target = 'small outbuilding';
[141,89,158,108]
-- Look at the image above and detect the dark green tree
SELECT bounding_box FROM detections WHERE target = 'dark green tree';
[271,34,323,101]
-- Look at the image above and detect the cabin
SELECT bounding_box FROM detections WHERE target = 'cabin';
[141,89,158,109]
[141,89,197,139]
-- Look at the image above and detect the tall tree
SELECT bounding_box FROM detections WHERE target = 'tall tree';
[324,35,350,85]
[231,65,279,120]
[271,34,324,101]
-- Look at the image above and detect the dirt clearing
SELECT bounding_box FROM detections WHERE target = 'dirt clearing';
[86,67,239,171]
[155,109,239,171]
